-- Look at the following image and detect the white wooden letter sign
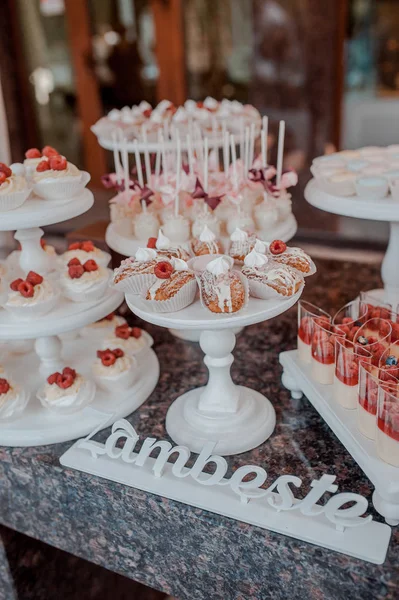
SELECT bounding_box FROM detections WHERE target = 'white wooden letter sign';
[60,418,392,564]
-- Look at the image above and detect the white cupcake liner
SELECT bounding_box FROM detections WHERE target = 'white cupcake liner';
[245,275,302,300]
[33,171,91,200]
[93,357,137,392]
[318,177,356,197]
[0,387,30,421]
[3,290,60,321]
[187,254,234,274]
[61,272,110,303]
[197,270,249,314]
[113,271,156,295]
[37,379,96,415]
[0,187,32,212]
[141,277,197,313]
[58,250,111,269]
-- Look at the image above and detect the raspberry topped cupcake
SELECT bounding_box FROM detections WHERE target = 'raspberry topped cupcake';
[143,258,197,313]
[4,271,58,319]
[242,249,303,299]
[112,247,158,294]
[23,146,58,174]
[266,240,316,276]
[228,228,266,264]
[147,230,190,261]
[0,162,31,211]
[92,348,137,392]
[32,153,88,199]
[61,240,110,268]
[37,366,96,414]
[198,255,248,314]
[60,258,110,302]
[191,225,223,256]
[103,324,153,355]
[0,374,30,420]
[80,312,127,340]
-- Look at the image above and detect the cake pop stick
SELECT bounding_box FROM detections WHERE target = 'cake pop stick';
[277,119,285,187]
[240,117,245,162]
[155,133,161,181]
[141,199,147,214]
[161,132,168,179]
[141,124,151,184]
[249,123,255,168]
[186,133,194,176]
[175,136,181,217]
[261,115,268,167]
[230,134,238,191]
[204,137,209,192]
[112,131,122,185]
[121,136,130,193]
[244,126,250,174]
[133,140,144,188]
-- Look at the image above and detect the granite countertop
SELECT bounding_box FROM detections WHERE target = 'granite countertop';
[1,258,399,600]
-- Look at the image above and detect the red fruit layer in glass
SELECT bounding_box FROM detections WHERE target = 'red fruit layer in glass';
[358,389,377,415]
[335,369,358,387]
[377,418,399,442]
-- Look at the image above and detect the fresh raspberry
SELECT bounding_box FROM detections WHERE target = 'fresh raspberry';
[68,264,84,279]
[115,325,131,339]
[341,317,353,325]
[131,327,142,339]
[26,271,43,286]
[10,278,23,291]
[36,160,51,172]
[269,240,287,255]
[49,155,67,171]
[42,145,59,158]
[47,372,60,385]
[0,163,12,178]
[104,313,115,321]
[40,239,46,249]
[18,281,34,298]
[318,340,335,359]
[81,241,95,252]
[100,351,116,367]
[112,348,124,358]
[380,367,399,382]
[56,372,74,389]
[196,101,204,108]
[391,322,399,342]
[0,378,10,394]
[143,108,152,118]
[83,259,98,272]
[154,261,173,279]
[68,242,81,250]
[67,257,81,267]
[25,148,41,159]
[147,237,157,249]
[62,367,76,378]
[0,172,7,185]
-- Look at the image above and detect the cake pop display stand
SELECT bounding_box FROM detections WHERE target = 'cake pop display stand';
[0,336,159,447]
[279,349,399,526]
[305,178,399,307]
[126,289,302,455]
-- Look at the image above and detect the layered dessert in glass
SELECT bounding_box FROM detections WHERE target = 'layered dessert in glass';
[297,301,331,364]
[334,338,371,410]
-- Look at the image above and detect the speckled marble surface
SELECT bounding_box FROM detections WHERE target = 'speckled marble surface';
[1,258,399,600]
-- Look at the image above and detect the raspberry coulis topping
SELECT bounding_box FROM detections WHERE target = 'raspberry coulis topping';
[47,367,77,389]
[97,348,124,367]
[269,240,287,255]
[154,261,173,279]
[67,258,99,279]
[0,172,7,185]
[42,145,59,158]
[36,160,51,172]
[115,324,142,339]
[147,237,157,249]
[10,272,43,298]
[25,148,42,159]
[0,378,10,395]
[0,163,12,178]
[49,155,67,171]
[68,240,95,252]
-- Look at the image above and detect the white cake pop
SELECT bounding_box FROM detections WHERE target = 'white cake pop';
[226,211,255,236]
[192,206,221,238]
[254,194,279,233]
[133,210,160,240]
[162,213,191,242]
[274,190,292,220]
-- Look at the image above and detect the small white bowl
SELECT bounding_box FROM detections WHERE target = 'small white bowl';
[0,187,32,212]
[312,155,345,169]
[33,171,91,200]
[355,176,389,199]
[61,273,110,303]
[3,289,60,321]
[93,356,137,393]
[347,159,369,172]
[319,172,357,196]
[0,386,30,421]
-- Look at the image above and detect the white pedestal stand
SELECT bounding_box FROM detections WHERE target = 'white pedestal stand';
[126,289,302,455]
[305,178,399,307]
[280,349,399,526]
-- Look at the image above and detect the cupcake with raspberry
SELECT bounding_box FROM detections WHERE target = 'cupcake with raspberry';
[143,258,197,313]
[112,247,158,294]
[80,312,127,340]
[0,375,30,421]
[61,240,110,268]
[102,324,154,355]
[198,255,248,314]
[148,229,190,261]
[92,348,137,392]
[37,367,96,414]
[60,258,110,303]
[228,228,266,265]
[242,249,303,299]
[0,162,31,212]
[266,240,316,277]
[32,154,90,200]
[4,271,58,320]
[23,146,58,176]
[191,225,223,256]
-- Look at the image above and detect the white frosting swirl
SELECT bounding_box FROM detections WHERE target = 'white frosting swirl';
[135,247,157,262]
[0,384,18,409]
[173,107,188,122]
[206,256,231,277]
[33,162,80,182]
[156,229,171,250]
[93,355,132,378]
[199,225,216,243]
[204,96,218,109]
[230,228,248,243]
[172,258,189,271]
[244,249,269,269]
[0,175,28,195]
[7,279,54,306]
[254,239,267,254]
[42,375,85,406]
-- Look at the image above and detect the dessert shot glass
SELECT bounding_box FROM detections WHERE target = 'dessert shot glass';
[297,300,331,364]
[311,320,345,385]
[334,338,372,410]
[332,299,369,342]
[359,292,392,321]
[357,363,398,440]
[376,382,399,466]
[353,318,392,366]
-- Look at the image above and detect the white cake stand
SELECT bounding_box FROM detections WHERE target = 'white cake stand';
[305,178,399,307]
[126,289,302,455]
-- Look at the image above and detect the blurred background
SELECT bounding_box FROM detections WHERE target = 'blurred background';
[1,0,399,249]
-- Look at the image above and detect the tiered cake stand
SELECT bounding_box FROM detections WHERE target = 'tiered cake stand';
[305,178,399,307]
[0,190,160,447]
[126,288,302,455]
